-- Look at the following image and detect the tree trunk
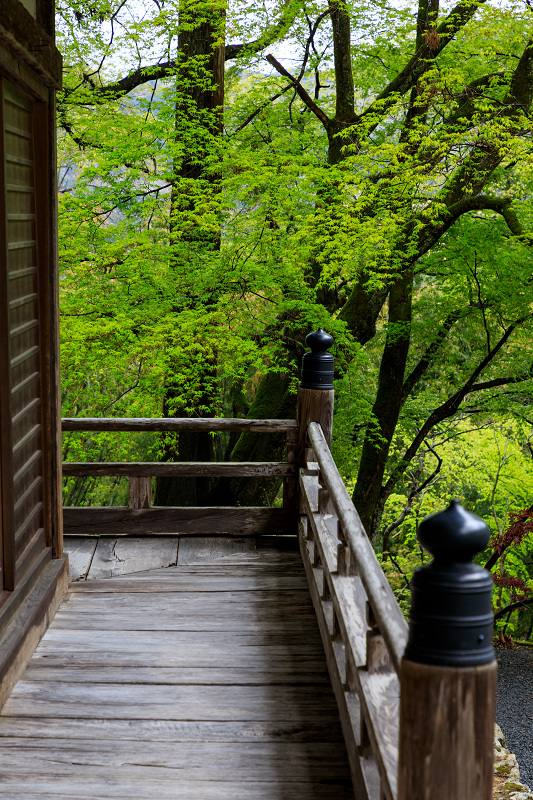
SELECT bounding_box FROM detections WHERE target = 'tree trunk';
[155,2,225,507]
[352,269,413,538]
[207,372,296,507]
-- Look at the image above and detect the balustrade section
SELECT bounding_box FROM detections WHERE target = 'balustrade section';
[299,421,408,800]
[61,417,299,536]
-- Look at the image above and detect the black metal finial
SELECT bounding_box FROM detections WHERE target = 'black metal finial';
[300,328,334,390]
[404,500,494,667]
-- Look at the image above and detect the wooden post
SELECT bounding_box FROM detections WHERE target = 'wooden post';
[398,501,497,800]
[282,426,299,510]
[296,328,335,468]
[129,476,152,509]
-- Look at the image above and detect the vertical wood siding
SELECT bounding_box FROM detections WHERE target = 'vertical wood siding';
[0,79,46,591]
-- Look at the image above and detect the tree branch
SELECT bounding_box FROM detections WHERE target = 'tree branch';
[416,195,530,263]
[265,54,331,128]
[494,596,533,621]
[382,316,530,499]
[62,5,297,102]
[469,367,533,392]
[401,307,465,403]
[359,0,487,132]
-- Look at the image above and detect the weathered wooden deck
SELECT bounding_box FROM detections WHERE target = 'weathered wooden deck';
[0,537,354,799]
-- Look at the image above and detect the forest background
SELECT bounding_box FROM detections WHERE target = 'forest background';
[57,0,533,640]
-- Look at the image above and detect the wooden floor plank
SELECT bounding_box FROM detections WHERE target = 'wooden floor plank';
[177,536,257,564]
[65,537,98,581]
[59,589,316,611]
[0,716,345,743]
[69,575,309,593]
[0,779,354,800]
[0,538,353,799]
[21,664,331,685]
[0,739,352,777]
[4,681,339,721]
[87,537,180,579]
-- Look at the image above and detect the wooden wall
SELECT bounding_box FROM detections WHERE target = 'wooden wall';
[0,0,68,708]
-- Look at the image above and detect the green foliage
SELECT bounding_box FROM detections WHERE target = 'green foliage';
[56,0,533,584]
[379,424,533,636]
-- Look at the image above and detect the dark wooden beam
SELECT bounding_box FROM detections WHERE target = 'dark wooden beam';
[63,507,298,536]
[63,462,297,478]
[62,418,298,434]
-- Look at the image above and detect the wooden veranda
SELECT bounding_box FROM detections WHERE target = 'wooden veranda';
[0,390,498,800]
[0,536,354,799]
[0,5,497,796]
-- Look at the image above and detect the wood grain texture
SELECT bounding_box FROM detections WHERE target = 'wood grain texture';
[0,555,68,711]
[177,536,256,564]
[63,462,296,477]
[0,778,353,799]
[62,417,298,433]
[398,658,497,800]
[22,663,331,685]
[0,716,344,743]
[129,476,151,508]
[86,537,179,580]
[63,506,298,536]
[68,575,309,595]
[0,738,351,779]
[64,537,97,581]
[306,422,408,675]
[0,542,354,799]
[296,387,334,466]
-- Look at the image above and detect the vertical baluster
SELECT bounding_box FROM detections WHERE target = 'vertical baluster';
[332,606,342,641]
[313,538,322,567]
[360,715,371,756]
[283,426,298,510]
[337,520,353,576]
[129,476,151,509]
[366,602,392,673]
[345,647,357,692]
[318,479,333,515]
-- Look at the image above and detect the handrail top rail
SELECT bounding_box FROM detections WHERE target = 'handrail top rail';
[307,420,408,675]
[62,461,295,477]
[62,417,298,433]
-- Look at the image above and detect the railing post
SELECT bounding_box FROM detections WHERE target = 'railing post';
[398,500,496,800]
[129,477,152,509]
[297,327,335,468]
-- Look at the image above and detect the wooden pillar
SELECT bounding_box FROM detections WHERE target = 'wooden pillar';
[296,328,335,468]
[398,500,497,800]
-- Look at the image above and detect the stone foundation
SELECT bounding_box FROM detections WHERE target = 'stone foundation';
[494,724,533,799]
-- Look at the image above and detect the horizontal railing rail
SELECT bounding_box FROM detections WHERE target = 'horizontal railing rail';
[62,462,296,478]
[62,417,297,433]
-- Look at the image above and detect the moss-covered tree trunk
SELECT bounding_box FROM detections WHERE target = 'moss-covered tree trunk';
[154,3,224,507]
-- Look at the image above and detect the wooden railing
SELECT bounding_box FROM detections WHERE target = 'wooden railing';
[299,419,496,800]
[61,330,496,800]
[61,417,299,535]
[299,421,407,800]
